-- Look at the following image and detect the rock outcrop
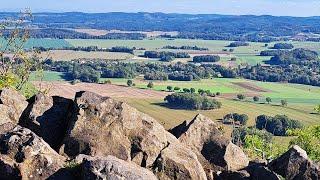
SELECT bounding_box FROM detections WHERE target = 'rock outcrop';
[20,93,74,150]
[269,145,320,180]
[0,89,318,180]
[0,126,66,180]
[77,155,157,180]
[0,88,28,125]
[62,91,207,179]
[170,114,249,175]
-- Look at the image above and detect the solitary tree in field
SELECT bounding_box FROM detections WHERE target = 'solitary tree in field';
[253,96,259,102]
[183,88,190,93]
[237,94,246,101]
[127,79,133,87]
[190,88,196,93]
[147,82,154,89]
[314,105,320,114]
[266,97,272,104]
[281,99,288,107]
[167,86,173,92]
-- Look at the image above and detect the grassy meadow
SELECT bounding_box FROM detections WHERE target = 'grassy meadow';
[27,38,320,139]
[36,70,320,135]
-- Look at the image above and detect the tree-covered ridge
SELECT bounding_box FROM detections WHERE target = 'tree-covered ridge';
[1,12,320,41]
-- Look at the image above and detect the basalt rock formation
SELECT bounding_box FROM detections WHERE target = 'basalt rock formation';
[0,89,318,180]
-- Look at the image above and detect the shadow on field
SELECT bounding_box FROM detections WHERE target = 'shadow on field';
[60,73,73,81]
[151,102,195,111]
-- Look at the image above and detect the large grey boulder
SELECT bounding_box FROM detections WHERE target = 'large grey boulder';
[0,88,28,125]
[170,114,249,175]
[78,155,157,180]
[0,126,66,180]
[20,93,75,150]
[62,91,207,180]
[269,145,320,180]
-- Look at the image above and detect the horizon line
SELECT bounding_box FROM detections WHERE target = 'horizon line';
[0,10,319,18]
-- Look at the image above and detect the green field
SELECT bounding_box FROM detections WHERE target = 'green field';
[0,38,72,50]
[30,71,68,81]
[66,39,320,65]
[122,97,319,134]
[8,38,318,66]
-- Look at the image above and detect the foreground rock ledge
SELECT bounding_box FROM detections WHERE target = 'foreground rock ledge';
[0,88,28,125]
[77,154,157,180]
[269,145,320,180]
[61,91,207,179]
[170,114,249,177]
[0,126,66,180]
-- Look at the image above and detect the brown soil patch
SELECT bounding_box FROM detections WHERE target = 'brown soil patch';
[34,81,170,100]
[232,82,270,93]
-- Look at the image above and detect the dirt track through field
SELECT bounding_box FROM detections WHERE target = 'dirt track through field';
[34,82,170,99]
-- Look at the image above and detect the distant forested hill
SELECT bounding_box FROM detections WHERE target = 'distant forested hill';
[1,12,320,41]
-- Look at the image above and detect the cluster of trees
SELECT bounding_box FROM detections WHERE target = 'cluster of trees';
[223,113,249,125]
[227,42,249,47]
[164,92,222,110]
[109,46,134,54]
[44,55,320,87]
[256,115,303,136]
[232,127,273,146]
[144,71,168,81]
[34,45,135,54]
[144,51,190,61]
[4,28,147,40]
[5,12,320,41]
[260,50,285,56]
[268,48,319,65]
[168,72,197,81]
[43,60,237,83]
[193,55,220,63]
[241,49,320,86]
[272,43,294,49]
[162,45,209,51]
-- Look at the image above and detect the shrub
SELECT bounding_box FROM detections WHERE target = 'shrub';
[127,79,133,87]
[104,79,112,84]
[167,86,173,92]
[253,96,260,102]
[237,94,246,100]
[266,97,272,104]
[147,82,154,89]
[223,113,249,125]
[281,99,288,107]
[288,126,320,161]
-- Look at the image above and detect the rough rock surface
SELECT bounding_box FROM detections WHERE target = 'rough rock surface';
[245,161,280,180]
[78,155,157,180]
[269,145,320,180]
[0,126,66,180]
[154,142,207,180]
[170,114,249,173]
[217,170,250,180]
[0,88,28,125]
[62,91,207,179]
[20,93,74,150]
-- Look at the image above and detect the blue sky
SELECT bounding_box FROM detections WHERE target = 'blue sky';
[1,0,320,17]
